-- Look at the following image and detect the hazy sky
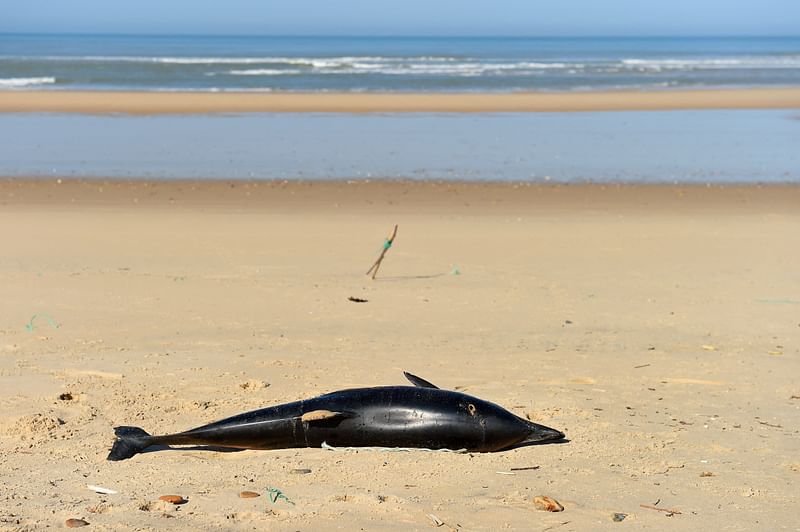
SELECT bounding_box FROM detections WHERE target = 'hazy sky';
[2,0,798,36]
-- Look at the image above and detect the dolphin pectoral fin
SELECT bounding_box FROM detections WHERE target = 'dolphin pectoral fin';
[403,371,439,389]
[300,410,352,423]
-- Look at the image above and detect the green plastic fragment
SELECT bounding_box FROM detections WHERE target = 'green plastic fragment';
[266,487,295,505]
[25,313,60,331]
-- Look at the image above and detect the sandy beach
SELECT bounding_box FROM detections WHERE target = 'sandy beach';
[2,87,800,114]
[1,179,798,530]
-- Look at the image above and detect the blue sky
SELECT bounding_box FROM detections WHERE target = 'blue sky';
[2,0,798,36]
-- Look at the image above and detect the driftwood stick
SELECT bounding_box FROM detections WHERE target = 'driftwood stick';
[639,504,682,515]
[366,225,398,279]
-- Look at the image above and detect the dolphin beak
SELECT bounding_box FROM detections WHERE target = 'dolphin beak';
[523,422,565,444]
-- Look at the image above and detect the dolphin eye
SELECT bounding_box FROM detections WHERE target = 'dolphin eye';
[467,404,476,416]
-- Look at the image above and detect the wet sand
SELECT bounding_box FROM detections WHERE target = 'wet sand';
[1,87,800,114]
[1,179,798,530]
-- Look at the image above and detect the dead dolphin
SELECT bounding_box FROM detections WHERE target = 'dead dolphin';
[107,372,564,460]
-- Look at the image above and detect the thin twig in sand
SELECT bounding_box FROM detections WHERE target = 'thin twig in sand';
[640,503,682,516]
[366,225,398,280]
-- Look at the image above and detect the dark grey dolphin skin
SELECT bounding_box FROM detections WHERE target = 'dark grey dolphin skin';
[107,372,564,461]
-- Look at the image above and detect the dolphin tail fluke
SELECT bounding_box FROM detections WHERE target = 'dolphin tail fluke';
[107,426,153,461]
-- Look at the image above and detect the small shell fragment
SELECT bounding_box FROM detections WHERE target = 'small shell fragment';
[533,495,564,512]
[87,484,117,495]
[239,491,261,498]
[159,495,187,505]
[65,518,90,528]
[427,513,444,527]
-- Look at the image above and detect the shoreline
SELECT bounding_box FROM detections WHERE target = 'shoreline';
[3,178,799,214]
[1,87,800,114]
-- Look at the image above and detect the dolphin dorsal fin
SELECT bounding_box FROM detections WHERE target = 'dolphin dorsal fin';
[403,371,439,389]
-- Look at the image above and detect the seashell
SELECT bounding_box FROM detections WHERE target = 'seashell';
[158,495,187,505]
[533,495,564,512]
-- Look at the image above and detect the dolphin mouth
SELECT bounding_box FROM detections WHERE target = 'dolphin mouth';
[523,422,565,444]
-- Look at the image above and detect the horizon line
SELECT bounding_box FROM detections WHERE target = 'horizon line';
[2,31,799,39]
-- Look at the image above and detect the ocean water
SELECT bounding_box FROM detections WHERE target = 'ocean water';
[1,111,798,182]
[1,34,799,92]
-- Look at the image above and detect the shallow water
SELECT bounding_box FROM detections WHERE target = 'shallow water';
[1,110,798,183]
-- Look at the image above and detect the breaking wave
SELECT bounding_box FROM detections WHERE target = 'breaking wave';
[0,77,56,88]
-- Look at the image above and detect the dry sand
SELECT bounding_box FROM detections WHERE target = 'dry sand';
[1,87,800,114]
[1,179,798,530]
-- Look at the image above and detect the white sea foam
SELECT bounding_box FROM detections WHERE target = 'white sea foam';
[148,87,275,93]
[0,77,56,87]
[19,54,573,75]
[222,61,574,77]
[517,62,571,69]
[227,69,303,75]
[621,57,800,70]
[27,53,800,70]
